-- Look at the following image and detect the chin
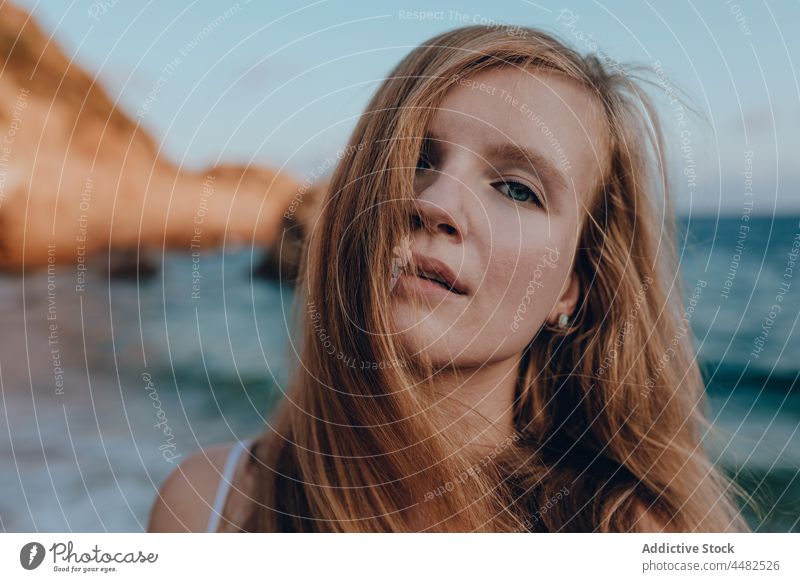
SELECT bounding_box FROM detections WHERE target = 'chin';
[393,303,547,370]
[392,304,456,359]
[391,305,489,367]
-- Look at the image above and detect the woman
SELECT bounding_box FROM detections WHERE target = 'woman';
[148,24,749,533]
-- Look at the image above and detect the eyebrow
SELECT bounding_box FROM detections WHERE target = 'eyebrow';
[483,141,568,196]
[424,131,568,206]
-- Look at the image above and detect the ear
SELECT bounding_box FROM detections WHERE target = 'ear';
[547,268,580,326]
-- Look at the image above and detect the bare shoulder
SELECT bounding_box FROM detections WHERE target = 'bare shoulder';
[147,443,235,532]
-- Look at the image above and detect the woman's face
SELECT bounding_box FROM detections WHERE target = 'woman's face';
[391,66,608,367]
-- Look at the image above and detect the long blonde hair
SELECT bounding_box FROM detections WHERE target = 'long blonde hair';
[228,24,750,532]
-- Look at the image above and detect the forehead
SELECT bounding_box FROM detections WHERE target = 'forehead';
[431,66,609,205]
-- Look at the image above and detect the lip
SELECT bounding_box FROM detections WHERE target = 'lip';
[395,273,461,301]
[405,252,469,296]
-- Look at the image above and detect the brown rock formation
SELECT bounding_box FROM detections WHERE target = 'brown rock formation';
[0,2,316,274]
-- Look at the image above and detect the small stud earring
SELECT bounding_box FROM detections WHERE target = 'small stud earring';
[557,313,569,329]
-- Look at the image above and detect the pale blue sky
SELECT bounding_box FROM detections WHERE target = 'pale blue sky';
[15,0,800,214]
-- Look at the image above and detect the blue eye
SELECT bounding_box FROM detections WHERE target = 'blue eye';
[416,153,432,172]
[495,180,543,208]
[416,141,434,172]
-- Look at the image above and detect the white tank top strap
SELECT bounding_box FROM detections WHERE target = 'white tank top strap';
[206,438,252,532]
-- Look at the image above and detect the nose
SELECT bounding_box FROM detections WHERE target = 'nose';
[412,180,468,242]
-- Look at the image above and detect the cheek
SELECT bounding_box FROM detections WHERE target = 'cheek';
[480,231,569,332]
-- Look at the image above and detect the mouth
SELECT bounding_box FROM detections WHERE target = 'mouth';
[410,253,468,296]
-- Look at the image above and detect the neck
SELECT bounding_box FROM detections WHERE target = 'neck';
[431,354,521,453]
